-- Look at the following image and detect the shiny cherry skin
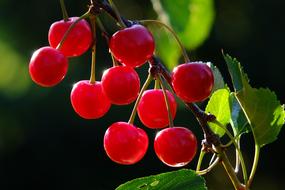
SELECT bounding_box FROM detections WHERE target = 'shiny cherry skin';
[172,62,214,103]
[109,24,155,67]
[70,80,111,119]
[102,66,140,105]
[29,46,68,87]
[137,89,177,129]
[48,17,92,57]
[154,127,197,167]
[104,122,149,165]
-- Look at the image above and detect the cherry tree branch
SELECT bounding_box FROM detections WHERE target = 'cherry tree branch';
[148,56,247,190]
[87,2,248,189]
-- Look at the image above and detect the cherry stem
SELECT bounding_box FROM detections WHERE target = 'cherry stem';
[93,0,134,27]
[128,73,153,125]
[209,154,217,166]
[89,15,97,84]
[108,0,127,28]
[222,134,241,148]
[96,17,110,43]
[247,145,260,188]
[92,14,121,68]
[211,120,248,183]
[94,17,119,67]
[154,79,160,89]
[212,120,248,183]
[196,157,220,175]
[140,20,190,63]
[111,55,120,67]
[196,150,206,172]
[158,74,174,128]
[60,0,69,22]
[56,11,90,50]
[217,146,246,190]
[235,137,241,174]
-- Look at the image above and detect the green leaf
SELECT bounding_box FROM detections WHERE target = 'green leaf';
[116,169,207,190]
[224,54,285,146]
[223,53,249,92]
[229,93,250,135]
[206,88,231,137]
[208,62,225,93]
[236,82,285,147]
[150,0,215,69]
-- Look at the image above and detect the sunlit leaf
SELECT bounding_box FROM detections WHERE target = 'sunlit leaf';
[208,62,225,93]
[224,54,285,146]
[236,83,285,147]
[206,88,231,137]
[116,169,207,190]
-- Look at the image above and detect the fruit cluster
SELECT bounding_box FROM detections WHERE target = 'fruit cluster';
[28,2,214,167]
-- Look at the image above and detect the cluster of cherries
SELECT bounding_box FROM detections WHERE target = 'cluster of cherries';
[29,13,214,167]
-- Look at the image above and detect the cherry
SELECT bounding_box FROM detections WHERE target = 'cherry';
[137,89,177,129]
[172,62,214,103]
[102,66,140,105]
[109,24,155,67]
[29,46,68,87]
[48,17,92,57]
[70,80,111,119]
[154,127,197,167]
[104,122,149,165]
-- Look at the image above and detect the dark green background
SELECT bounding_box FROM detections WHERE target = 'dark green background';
[0,0,284,189]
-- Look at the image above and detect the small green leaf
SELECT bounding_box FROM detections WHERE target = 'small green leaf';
[116,169,207,190]
[229,93,250,135]
[206,88,231,137]
[208,63,225,93]
[236,83,285,147]
[223,53,249,92]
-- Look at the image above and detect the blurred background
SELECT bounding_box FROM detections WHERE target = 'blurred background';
[0,0,284,189]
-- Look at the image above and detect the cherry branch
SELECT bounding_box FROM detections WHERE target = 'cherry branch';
[148,56,247,190]
[88,1,249,189]
[90,0,133,27]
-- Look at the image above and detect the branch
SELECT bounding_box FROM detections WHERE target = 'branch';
[90,0,133,27]
[86,3,248,188]
[148,55,247,190]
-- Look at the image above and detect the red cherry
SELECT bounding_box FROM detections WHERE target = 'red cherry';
[137,89,177,129]
[29,46,68,87]
[70,80,111,119]
[154,127,197,167]
[101,66,140,105]
[172,62,214,103]
[48,17,92,57]
[109,24,155,67]
[104,122,149,165]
